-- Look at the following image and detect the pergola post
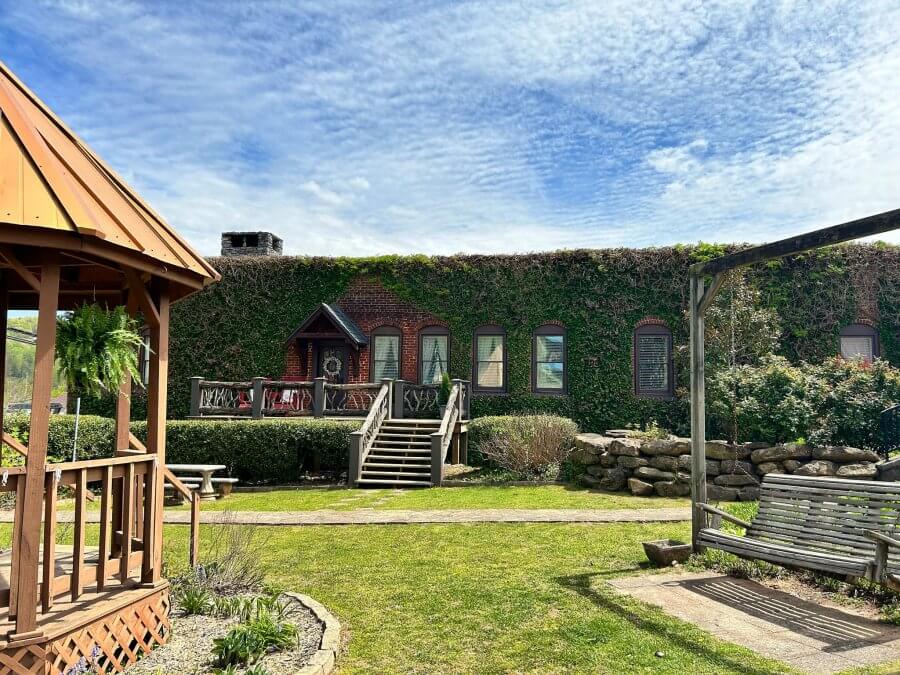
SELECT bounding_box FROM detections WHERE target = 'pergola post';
[689,272,707,550]
[12,258,59,638]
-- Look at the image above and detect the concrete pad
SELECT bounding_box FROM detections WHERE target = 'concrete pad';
[609,571,900,674]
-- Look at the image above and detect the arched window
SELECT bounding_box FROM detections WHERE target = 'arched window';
[634,323,674,398]
[419,326,450,384]
[473,325,507,393]
[840,324,879,363]
[370,326,401,381]
[533,324,566,394]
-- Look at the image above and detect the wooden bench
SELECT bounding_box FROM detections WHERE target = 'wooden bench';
[176,476,239,498]
[697,474,900,590]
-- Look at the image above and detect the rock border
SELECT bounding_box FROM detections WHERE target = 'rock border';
[285,593,342,675]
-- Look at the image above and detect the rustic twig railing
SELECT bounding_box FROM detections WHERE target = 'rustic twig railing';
[348,380,393,485]
[191,377,467,420]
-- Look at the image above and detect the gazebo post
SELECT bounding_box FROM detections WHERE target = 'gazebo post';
[12,257,59,639]
[0,283,7,468]
[145,282,170,583]
[111,292,138,560]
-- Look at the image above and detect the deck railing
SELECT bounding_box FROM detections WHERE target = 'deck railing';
[190,377,467,420]
[3,455,159,629]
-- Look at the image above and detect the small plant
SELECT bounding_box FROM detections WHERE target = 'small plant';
[212,611,297,666]
[175,584,212,615]
[199,518,267,594]
[437,372,452,406]
[625,420,670,440]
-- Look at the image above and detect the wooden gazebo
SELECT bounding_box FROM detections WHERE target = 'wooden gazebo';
[0,62,218,672]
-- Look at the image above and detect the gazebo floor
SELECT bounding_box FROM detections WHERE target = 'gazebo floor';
[0,548,170,674]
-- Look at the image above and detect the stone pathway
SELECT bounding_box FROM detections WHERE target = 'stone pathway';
[609,571,900,674]
[5,507,691,526]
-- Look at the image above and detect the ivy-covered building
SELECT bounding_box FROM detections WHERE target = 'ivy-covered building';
[146,235,898,434]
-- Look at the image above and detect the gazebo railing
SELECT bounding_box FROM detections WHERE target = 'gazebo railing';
[3,454,159,625]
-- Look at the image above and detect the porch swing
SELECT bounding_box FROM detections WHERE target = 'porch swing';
[688,208,900,590]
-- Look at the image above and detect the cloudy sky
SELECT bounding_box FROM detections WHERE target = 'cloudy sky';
[2,0,899,256]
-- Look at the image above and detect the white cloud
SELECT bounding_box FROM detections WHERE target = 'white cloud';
[2,0,898,256]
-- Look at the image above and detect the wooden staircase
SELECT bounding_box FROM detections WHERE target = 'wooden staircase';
[357,419,441,487]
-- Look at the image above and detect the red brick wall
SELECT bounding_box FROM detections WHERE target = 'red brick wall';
[282,277,447,383]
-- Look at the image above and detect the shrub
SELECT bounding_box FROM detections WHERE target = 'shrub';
[2,414,358,483]
[707,355,900,448]
[174,584,213,616]
[212,612,297,666]
[468,415,578,479]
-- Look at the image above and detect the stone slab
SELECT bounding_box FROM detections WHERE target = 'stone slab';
[609,571,900,674]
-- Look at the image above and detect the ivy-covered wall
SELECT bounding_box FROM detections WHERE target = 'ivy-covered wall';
[93,244,899,434]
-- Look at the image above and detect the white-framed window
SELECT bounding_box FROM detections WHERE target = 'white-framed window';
[419,326,449,384]
[371,326,401,381]
[474,325,506,392]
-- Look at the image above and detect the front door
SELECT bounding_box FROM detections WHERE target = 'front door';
[315,342,348,384]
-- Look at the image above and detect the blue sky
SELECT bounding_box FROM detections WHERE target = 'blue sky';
[2,0,899,256]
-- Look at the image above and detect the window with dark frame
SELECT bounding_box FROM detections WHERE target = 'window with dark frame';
[533,324,566,394]
[474,325,506,392]
[419,326,449,384]
[371,326,401,381]
[633,323,674,398]
[839,323,879,363]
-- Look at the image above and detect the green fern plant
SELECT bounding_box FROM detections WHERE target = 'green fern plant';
[56,303,144,399]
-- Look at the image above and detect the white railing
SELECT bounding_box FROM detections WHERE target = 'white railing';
[429,381,467,486]
[348,380,392,484]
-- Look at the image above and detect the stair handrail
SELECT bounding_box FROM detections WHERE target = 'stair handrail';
[348,379,393,485]
[429,382,462,486]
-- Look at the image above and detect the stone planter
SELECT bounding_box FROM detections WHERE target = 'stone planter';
[643,539,692,567]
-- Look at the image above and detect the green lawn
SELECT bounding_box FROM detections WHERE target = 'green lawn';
[163,521,794,674]
[170,485,689,512]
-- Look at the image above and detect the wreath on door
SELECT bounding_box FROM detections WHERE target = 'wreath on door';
[322,354,342,379]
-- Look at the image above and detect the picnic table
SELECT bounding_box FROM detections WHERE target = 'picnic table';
[167,463,226,500]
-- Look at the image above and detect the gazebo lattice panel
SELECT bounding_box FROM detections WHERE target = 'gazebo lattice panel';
[0,643,47,675]
[47,588,170,674]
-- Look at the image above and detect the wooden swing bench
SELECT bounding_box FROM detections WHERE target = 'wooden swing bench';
[697,474,900,590]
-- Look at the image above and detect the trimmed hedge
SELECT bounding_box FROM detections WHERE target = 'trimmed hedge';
[2,414,358,483]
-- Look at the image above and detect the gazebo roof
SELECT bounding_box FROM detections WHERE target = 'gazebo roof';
[0,61,218,301]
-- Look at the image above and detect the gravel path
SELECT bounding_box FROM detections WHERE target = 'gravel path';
[128,595,323,674]
[4,507,691,526]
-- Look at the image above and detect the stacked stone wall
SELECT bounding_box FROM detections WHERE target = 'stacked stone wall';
[574,433,885,500]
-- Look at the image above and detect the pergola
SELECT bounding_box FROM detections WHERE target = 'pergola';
[689,208,900,548]
[0,61,218,670]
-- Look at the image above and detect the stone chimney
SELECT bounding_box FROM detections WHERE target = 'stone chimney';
[220,231,283,257]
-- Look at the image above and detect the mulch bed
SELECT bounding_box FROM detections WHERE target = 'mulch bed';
[129,594,324,674]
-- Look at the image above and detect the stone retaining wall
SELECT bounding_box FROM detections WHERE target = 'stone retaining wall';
[574,433,885,501]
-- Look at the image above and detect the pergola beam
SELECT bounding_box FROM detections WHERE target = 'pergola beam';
[691,208,900,276]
